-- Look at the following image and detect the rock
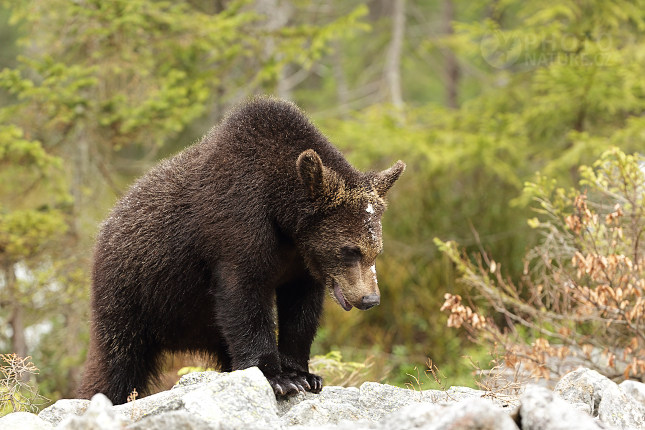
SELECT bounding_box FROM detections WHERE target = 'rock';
[112,368,280,428]
[110,371,229,422]
[179,367,280,429]
[173,371,227,389]
[276,390,318,416]
[38,399,90,426]
[358,382,423,419]
[276,386,358,416]
[286,399,519,430]
[113,380,203,420]
[288,419,375,430]
[281,398,364,426]
[283,391,518,430]
[279,386,362,426]
[373,403,442,430]
[424,386,483,403]
[57,393,133,430]
[124,411,214,430]
[619,380,645,406]
[375,398,519,430]
[424,386,519,409]
[520,385,614,430]
[27,366,645,430]
[554,368,645,429]
[45,371,260,426]
[279,382,504,427]
[0,411,54,430]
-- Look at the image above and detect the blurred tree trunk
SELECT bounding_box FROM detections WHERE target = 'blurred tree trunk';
[385,0,405,107]
[333,39,349,117]
[63,308,82,396]
[4,261,28,381]
[256,0,293,98]
[71,130,89,243]
[276,64,293,100]
[442,0,459,108]
[485,0,501,21]
[385,0,405,108]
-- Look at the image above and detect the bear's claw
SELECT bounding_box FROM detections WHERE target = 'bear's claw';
[268,371,322,396]
[308,374,322,392]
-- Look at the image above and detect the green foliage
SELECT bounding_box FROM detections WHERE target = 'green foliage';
[0,210,67,260]
[445,0,645,179]
[315,102,536,383]
[308,350,371,387]
[0,125,60,169]
[258,4,370,87]
[1,0,258,151]
[0,117,73,405]
[0,123,68,275]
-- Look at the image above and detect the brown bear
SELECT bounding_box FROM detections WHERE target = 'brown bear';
[77,96,405,404]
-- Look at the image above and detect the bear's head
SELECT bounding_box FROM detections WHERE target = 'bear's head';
[296,149,405,311]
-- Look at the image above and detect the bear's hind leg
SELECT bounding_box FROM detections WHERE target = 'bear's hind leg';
[79,335,164,405]
[214,341,233,372]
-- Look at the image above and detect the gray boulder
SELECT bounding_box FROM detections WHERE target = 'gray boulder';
[113,375,212,420]
[0,411,54,430]
[358,382,424,419]
[376,398,519,430]
[619,380,645,406]
[519,385,614,430]
[112,367,280,429]
[280,386,363,426]
[13,365,645,430]
[57,393,133,430]
[38,399,90,427]
[554,368,645,429]
[276,390,318,416]
[288,398,519,430]
[125,411,213,430]
[178,367,281,429]
[278,380,516,427]
[423,386,519,410]
[174,371,228,389]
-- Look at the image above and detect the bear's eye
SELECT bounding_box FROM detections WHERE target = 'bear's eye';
[340,246,362,265]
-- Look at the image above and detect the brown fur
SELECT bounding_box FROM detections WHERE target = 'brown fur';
[78,96,405,404]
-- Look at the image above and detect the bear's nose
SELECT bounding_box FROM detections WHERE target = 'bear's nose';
[359,294,380,310]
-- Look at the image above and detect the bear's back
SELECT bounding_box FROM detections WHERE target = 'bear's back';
[203,97,360,187]
[94,97,363,273]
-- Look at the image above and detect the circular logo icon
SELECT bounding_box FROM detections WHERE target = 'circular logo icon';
[481,29,522,69]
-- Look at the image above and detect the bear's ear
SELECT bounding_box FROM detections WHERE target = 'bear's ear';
[297,149,325,200]
[372,160,406,197]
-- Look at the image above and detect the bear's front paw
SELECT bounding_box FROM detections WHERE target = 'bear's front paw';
[267,371,323,396]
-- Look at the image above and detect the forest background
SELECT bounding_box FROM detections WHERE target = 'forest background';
[2,0,645,409]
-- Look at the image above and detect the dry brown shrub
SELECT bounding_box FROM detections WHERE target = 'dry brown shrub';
[0,353,48,414]
[436,148,645,382]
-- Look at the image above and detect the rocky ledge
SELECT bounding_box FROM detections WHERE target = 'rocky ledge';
[3,367,645,430]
